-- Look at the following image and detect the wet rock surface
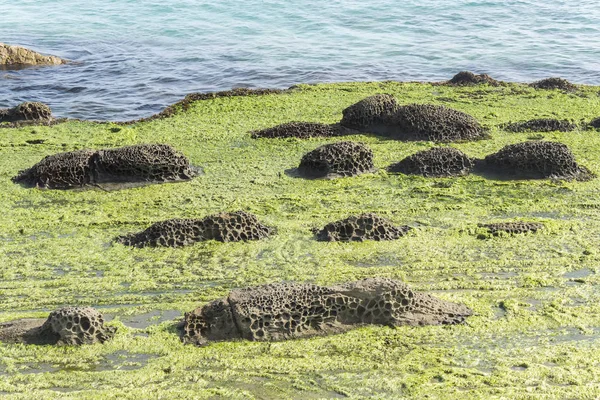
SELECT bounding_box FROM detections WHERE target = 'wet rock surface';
[446,71,501,86]
[314,213,411,242]
[117,211,274,248]
[530,77,576,91]
[0,307,115,345]
[479,222,544,235]
[504,119,577,133]
[12,144,198,189]
[0,43,66,67]
[589,117,600,129]
[251,122,342,139]
[0,102,53,123]
[476,141,593,181]
[297,141,375,178]
[182,277,473,345]
[341,95,485,142]
[388,147,474,177]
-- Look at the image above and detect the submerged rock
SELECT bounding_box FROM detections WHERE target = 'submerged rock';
[479,222,544,235]
[388,147,474,177]
[0,102,52,123]
[477,141,593,181]
[181,278,473,345]
[314,213,411,242]
[0,43,67,67]
[504,119,577,133]
[12,144,198,189]
[530,77,576,91]
[117,211,274,248]
[447,71,500,86]
[340,95,486,142]
[251,122,342,139]
[0,307,115,345]
[297,141,375,178]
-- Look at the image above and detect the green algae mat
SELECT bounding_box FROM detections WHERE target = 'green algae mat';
[1,81,600,399]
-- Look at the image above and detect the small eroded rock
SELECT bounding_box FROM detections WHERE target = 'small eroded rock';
[297,141,375,178]
[388,147,474,177]
[314,213,411,242]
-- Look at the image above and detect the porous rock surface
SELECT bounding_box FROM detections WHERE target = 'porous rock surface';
[297,141,375,178]
[251,122,341,139]
[477,141,593,181]
[182,277,473,345]
[504,119,577,133]
[0,307,115,345]
[479,222,544,235]
[314,213,411,242]
[447,71,500,86]
[117,211,274,248]
[0,102,53,123]
[589,117,600,129]
[12,144,197,189]
[530,77,576,91]
[0,43,66,67]
[387,147,474,177]
[340,95,485,142]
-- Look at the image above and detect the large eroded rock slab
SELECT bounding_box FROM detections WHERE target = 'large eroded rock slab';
[0,43,67,67]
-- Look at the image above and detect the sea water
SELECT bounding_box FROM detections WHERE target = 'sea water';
[1,0,599,120]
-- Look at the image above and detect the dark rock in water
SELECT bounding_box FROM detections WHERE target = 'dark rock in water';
[297,141,375,178]
[479,222,544,235]
[12,144,198,189]
[530,77,576,91]
[0,102,52,123]
[447,71,500,86]
[314,213,411,242]
[388,147,474,177]
[589,117,600,129]
[504,119,577,133]
[181,278,473,345]
[0,43,67,67]
[340,95,485,142]
[0,307,115,345]
[477,141,593,181]
[251,122,342,139]
[117,211,274,248]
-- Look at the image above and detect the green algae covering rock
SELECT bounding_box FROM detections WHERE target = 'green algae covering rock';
[182,278,473,345]
[117,211,274,248]
[297,141,375,178]
[0,102,53,123]
[251,122,342,139]
[0,307,115,345]
[12,144,198,189]
[477,141,593,181]
[314,213,411,242]
[387,147,474,177]
[340,95,486,142]
[446,71,500,86]
[530,77,576,91]
[0,43,66,67]
[504,118,577,133]
[479,222,544,235]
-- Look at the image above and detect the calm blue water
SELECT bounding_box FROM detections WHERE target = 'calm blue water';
[1,0,599,121]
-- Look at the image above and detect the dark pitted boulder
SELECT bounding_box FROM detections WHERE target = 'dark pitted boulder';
[388,147,474,177]
[91,144,196,183]
[477,141,593,181]
[12,144,198,189]
[0,43,66,67]
[479,222,544,235]
[251,122,341,139]
[530,77,576,91]
[0,102,52,123]
[589,117,600,129]
[504,119,577,133]
[297,141,375,178]
[12,149,96,189]
[447,71,500,86]
[117,211,274,248]
[181,278,473,345]
[341,95,485,142]
[314,213,411,242]
[0,307,115,345]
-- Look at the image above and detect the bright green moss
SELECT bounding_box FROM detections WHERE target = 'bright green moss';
[1,81,600,398]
